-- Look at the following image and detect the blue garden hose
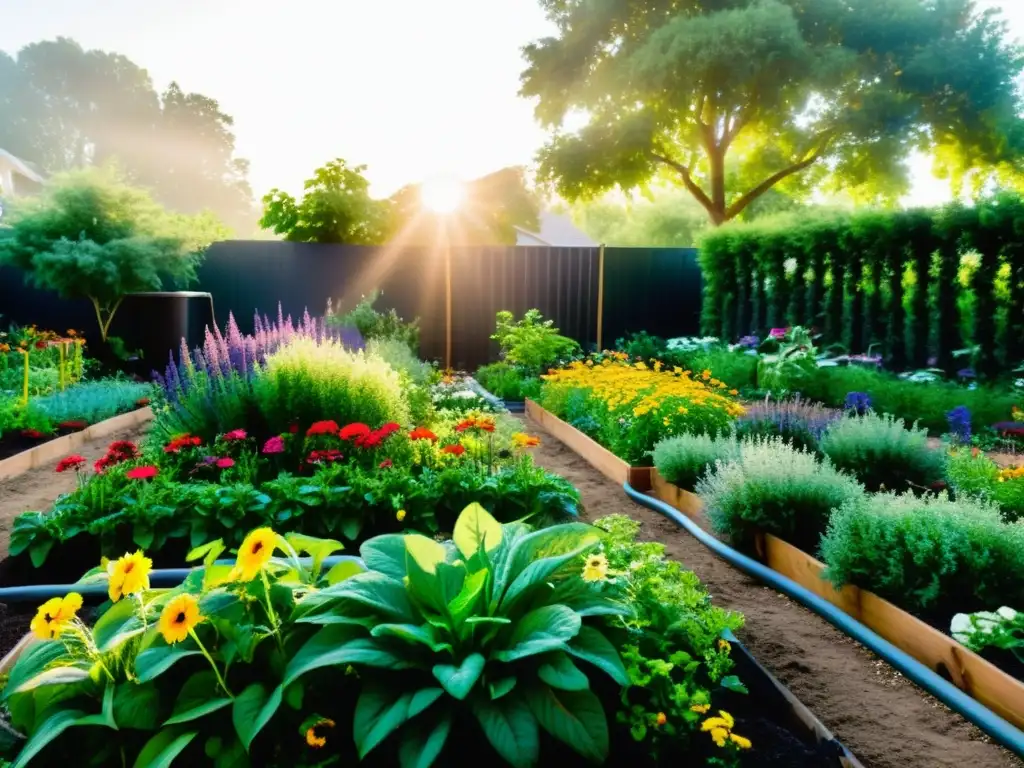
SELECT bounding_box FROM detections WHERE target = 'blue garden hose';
[624,482,1024,759]
[0,555,364,604]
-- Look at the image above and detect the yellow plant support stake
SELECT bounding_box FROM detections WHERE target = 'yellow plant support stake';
[59,342,66,391]
[20,348,29,405]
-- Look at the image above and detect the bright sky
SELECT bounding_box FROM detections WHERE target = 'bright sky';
[0,0,1022,206]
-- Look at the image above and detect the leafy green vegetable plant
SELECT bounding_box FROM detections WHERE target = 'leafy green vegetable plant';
[491,310,580,374]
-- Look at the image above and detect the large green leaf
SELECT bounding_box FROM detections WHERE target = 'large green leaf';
[360,535,408,581]
[13,709,86,768]
[565,626,629,686]
[232,682,283,751]
[399,711,452,768]
[300,572,415,623]
[498,541,600,614]
[453,502,503,559]
[136,644,201,683]
[473,693,539,768]
[405,534,447,575]
[326,560,365,585]
[5,641,89,696]
[447,569,487,626]
[371,623,451,653]
[93,599,148,653]
[494,605,582,663]
[283,533,344,574]
[537,652,589,691]
[114,682,161,729]
[353,684,442,758]
[524,684,608,763]
[284,629,413,687]
[164,671,232,725]
[132,728,199,768]
[431,653,484,700]
[493,523,600,596]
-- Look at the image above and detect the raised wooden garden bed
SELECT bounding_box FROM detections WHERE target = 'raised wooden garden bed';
[525,399,652,491]
[0,406,154,481]
[648,475,1024,732]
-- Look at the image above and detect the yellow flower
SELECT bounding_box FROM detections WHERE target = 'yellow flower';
[107,550,153,602]
[718,638,731,653]
[234,527,277,581]
[655,712,667,726]
[730,733,752,749]
[701,711,750,750]
[30,593,83,640]
[729,389,738,396]
[581,553,609,582]
[397,509,407,522]
[701,369,711,381]
[159,593,204,644]
[305,718,335,748]
[690,703,710,714]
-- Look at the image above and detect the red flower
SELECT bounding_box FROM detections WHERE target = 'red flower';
[93,457,110,474]
[307,420,340,437]
[55,454,86,473]
[455,417,495,434]
[216,457,235,469]
[356,430,386,449]
[339,423,371,441]
[454,419,476,433]
[307,449,343,465]
[221,429,247,441]
[477,418,496,433]
[108,440,140,460]
[288,423,299,434]
[135,397,151,407]
[378,422,401,437]
[442,444,466,456]
[58,420,88,430]
[21,429,45,439]
[34,340,47,350]
[263,436,285,454]
[164,434,202,454]
[409,427,438,442]
[379,459,393,469]
[126,465,159,480]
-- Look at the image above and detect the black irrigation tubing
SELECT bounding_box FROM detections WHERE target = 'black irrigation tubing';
[623,482,1024,759]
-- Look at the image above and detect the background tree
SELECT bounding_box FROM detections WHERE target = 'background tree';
[521,0,1024,226]
[259,159,392,244]
[0,166,226,343]
[566,190,708,246]
[0,38,256,234]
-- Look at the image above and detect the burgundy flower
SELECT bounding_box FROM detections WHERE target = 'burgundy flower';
[21,429,45,439]
[379,458,393,469]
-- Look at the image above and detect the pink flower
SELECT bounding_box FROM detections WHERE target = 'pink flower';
[221,429,247,441]
[216,457,235,469]
[263,436,286,455]
[126,465,159,480]
[769,327,788,339]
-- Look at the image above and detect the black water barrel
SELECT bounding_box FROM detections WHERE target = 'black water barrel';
[109,291,215,375]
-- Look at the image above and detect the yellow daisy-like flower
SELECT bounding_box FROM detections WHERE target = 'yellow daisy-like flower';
[396,509,407,522]
[234,527,277,581]
[718,638,731,653]
[730,733,752,749]
[159,593,204,644]
[305,718,335,748]
[581,553,609,582]
[701,711,750,750]
[107,550,153,602]
[690,703,710,714]
[30,593,83,640]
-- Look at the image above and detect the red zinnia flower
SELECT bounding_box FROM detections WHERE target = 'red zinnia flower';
[454,419,476,433]
[377,422,401,437]
[477,418,496,433]
[263,436,285,454]
[356,430,386,449]
[307,449,343,464]
[164,434,202,454]
[21,429,45,439]
[34,340,47,350]
[107,440,140,460]
[58,420,88,430]
[339,423,371,441]
[409,427,438,442]
[379,459,393,469]
[93,457,110,474]
[55,454,86,473]
[442,444,466,456]
[221,429,247,441]
[307,420,340,437]
[216,457,235,469]
[126,465,159,480]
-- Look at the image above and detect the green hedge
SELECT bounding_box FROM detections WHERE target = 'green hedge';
[699,195,1024,376]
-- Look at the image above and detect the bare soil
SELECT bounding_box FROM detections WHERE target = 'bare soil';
[526,415,1023,768]
[0,425,150,556]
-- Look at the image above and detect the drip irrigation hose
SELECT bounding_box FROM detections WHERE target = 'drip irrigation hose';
[623,482,1024,759]
[0,555,363,604]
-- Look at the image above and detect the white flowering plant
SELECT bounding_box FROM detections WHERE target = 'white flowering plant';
[951,606,1023,662]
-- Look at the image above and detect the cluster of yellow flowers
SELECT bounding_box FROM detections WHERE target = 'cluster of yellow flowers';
[998,466,1024,482]
[544,358,744,425]
[701,710,752,750]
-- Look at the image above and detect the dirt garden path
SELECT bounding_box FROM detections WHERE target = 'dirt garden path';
[525,415,1022,768]
[0,425,150,556]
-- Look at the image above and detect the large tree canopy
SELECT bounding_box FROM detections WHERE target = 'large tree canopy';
[521,0,1024,225]
[0,38,255,234]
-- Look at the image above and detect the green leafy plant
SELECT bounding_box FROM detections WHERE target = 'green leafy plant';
[755,327,816,396]
[821,493,1024,624]
[32,378,153,425]
[475,362,542,402]
[951,607,1024,664]
[328,290,420,353]
[651,433,739,491]
[819,413,946,493]
[292,503,629,766]
[946,450,1024,522]
[615,332,668,363]
[697,437,864,554]
[491,310,580,375]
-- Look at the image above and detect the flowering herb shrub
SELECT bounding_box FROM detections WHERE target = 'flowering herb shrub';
[818,413,946,493]
[698,437,864,554]
[539,355,745,465]
[651,433,739,491]
[843,392,871,415]
[946,405,972,443]
[946,449,1024,522]
[820,492,1024,625]
[430,375,497,415]
[734,397,841,453]
[31,377,153,425]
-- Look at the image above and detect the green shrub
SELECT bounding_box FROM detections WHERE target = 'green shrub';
[820,493,1024,623]
[686,348,758,392]
[475,362,541,401]
[615,331,667,362]
[819,413,946,493]
[367,337,435,423]
[697,437,864,553]
[652,432,739,491]
[33,378,152,424]
[492,309,580,374]
[734,397,840,452]
[947,450,1024,522]
[328,289,420,352]
[254,338,409,433]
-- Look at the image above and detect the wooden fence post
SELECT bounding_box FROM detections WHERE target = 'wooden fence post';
[596,243,606,352]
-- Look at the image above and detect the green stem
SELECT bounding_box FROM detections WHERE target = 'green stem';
[261,568,286,653]
[189,628,233,698]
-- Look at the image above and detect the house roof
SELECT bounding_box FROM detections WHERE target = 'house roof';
[514,210,598,247]
[0,148,45,184]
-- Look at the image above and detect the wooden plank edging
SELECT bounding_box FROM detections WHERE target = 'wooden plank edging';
[0,407,154,481]
[648,475,1024,732]
[525,400,652,490]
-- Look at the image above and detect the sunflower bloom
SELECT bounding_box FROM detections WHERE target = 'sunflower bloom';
[30,593,83,640]
[306,718,335,748]
[581,553,609,582]
[234,527,277,581]
[159,594,204,644]
[107,550,153,602]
